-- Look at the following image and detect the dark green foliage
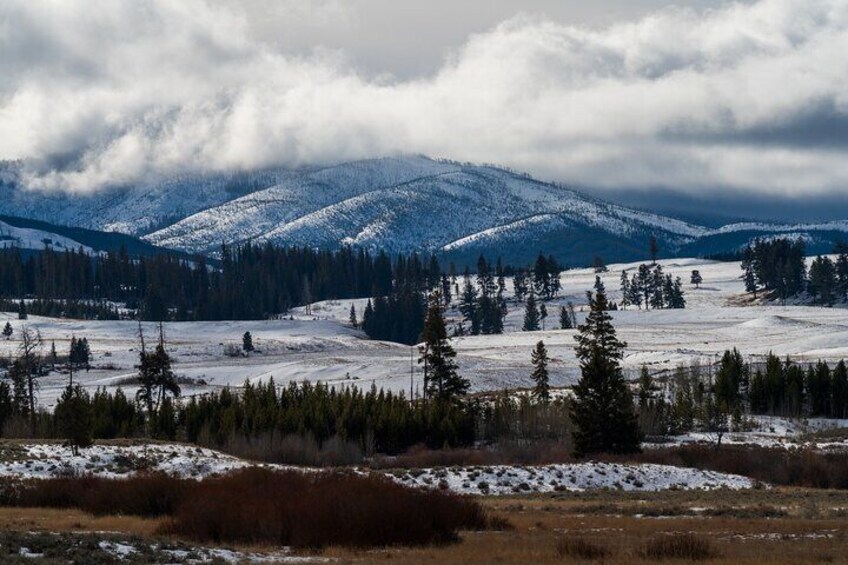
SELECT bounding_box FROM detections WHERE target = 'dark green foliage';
[420,295,468,402]
[242,331,254,353]
[68,336,91,371]
[54,384,93,455]
[690,269,703,288]
[625,264,685,310]
[571,285,641,457]
[741,238,807,301]
[530,341,550,403]
[361,289,426,345]
[533,254,561,299]
[182,380,476,455]
[713,348,747,412]
[522,292,540,331]
[2,321,11,339]
[808,255,837,305]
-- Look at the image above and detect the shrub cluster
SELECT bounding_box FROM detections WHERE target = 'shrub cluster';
[2,468,495,549]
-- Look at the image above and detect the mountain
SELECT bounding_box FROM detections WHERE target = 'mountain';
[3,156,847,266]
[0,215,178,257]
[0,162,294,236]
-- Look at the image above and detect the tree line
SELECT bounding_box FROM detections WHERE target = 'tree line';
[741,239,848,305]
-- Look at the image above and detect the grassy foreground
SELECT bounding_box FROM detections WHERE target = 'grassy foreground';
[2,488,848,563]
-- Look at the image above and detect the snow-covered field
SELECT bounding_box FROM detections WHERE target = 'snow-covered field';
[0,441,755,496]
[0,442,265,479]
[390,462,754,495]
[2,256,846,408]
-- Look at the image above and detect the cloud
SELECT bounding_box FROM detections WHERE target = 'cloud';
[1,0,847,196]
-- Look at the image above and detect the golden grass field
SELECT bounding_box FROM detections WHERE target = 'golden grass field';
[3,488,848,563]
[324,489,848,564]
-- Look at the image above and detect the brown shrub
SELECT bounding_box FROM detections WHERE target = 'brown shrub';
[639,534,717,561]
[5,468,497,549]
[158,467,493,549]
[618,445,848,489]
[556,537,612,560]
[11,473,183,517]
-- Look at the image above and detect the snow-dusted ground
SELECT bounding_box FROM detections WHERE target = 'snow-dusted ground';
[1,256,847,408]
[655,415,848,451]
[0,442,756,496]
[0,443,264,479]
[389,462,754,495]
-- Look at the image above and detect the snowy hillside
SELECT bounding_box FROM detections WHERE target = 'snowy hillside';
[0,219,93,254]
[4,157,848,265]
[144,156,708,264]
[0,162,293,236]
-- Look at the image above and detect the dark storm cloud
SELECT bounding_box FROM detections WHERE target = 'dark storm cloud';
[0,0,846,198]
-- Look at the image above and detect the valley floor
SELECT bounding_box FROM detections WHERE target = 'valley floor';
[2,256,847,408]
[2,488,847,564]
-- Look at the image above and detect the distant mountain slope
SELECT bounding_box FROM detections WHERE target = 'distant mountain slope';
[3,156,848,266]
[0,163,293,236]
[144,156,709,265]
[0,216,175,256]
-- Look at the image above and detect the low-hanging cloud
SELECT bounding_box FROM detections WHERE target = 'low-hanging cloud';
[1,0,847,196]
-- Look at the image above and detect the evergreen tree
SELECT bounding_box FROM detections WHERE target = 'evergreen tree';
[419,294,468,402]
[649,236,659,264]
[831,360,848,419]
[523,292,540,331]
[2,321,11,340]
[714,348,747,413]
[690,270,703,289]
[55,384,93,455]
[593,256,608,273]
[18,300,27,320]
[459,278,480,335]
[835,242,848,301]
[808,256,837,306]
[530,341,550,403]
[539,303,548,330]
[242,331,254,353]
[571,285,641,457]
[512,269,529,302]
[349,304,358,328]
[559,305,573,330]
[620,271,630,309]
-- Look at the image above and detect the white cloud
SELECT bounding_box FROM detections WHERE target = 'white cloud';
[1,0,847,196]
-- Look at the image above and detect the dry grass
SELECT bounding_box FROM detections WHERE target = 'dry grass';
[325,488,848,564]
[0,507,162,537]
[639,533,717,561]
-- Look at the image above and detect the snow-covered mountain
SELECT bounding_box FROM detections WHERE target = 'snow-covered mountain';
[3,156,847,266]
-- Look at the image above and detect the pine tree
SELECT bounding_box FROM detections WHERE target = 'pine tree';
[571,285,641,457]
[55,384,93,455]
[714,348,747,413]
[649,236,659,264]
[559,306,573,330]
[242,331,254,353]
[831,360,848,419]
[348,304,358,328]
[690,270,703,289]
[459,278,480,335]
[420,294,468,402]
[2,322,12,340]
[620,271,630,309]
[523,292,540,331]
[18,300,27,320]
[593,256,608,273]
[539,303,548,330]
[809,256,837,306]
[530,341,550,403]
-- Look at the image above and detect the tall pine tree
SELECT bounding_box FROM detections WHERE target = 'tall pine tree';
[571,285,641,457]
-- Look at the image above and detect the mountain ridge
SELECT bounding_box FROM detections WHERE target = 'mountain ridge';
[3,156,847,266]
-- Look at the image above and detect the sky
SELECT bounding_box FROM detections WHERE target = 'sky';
[1,0,847,213]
